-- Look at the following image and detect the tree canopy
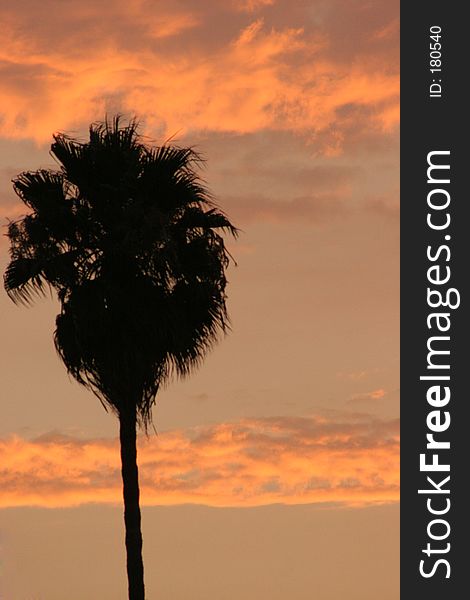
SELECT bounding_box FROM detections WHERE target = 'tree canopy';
[5,117,238,427]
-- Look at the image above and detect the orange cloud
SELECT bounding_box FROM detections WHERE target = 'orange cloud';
[0,1,398,146]
[357,388,386,400]
[337,370,369,381]
[235,0,276,12]
[0,415,399,509]
[221,193,347,225]
[348,388,387,406]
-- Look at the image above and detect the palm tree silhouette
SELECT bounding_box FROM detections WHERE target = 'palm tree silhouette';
[4,116,237,600]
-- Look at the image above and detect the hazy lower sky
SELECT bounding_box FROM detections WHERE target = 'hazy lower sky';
[0,1,399,598]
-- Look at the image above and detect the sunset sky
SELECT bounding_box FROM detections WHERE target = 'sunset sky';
[0,1,399,598]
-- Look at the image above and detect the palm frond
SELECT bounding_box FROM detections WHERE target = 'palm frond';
[4,257,47,305]
[13,170,67,211]
[4,116,238,429]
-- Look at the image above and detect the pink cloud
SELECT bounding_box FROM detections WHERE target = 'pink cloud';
[0,1,398,148]
[236,0,276,12]
[221,193,347,225]
[0,414,399,508]
[348,389,387,406]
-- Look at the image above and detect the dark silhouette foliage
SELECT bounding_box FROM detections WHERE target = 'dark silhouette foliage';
[4,116,237,599]
[5,116,237,425]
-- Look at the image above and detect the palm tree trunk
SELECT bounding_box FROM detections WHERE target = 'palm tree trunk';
[119,406,145,600]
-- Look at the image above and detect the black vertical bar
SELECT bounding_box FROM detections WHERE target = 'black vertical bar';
[401,4,469,598]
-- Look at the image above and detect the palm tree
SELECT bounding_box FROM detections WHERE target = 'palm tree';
[4,116,237,600]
